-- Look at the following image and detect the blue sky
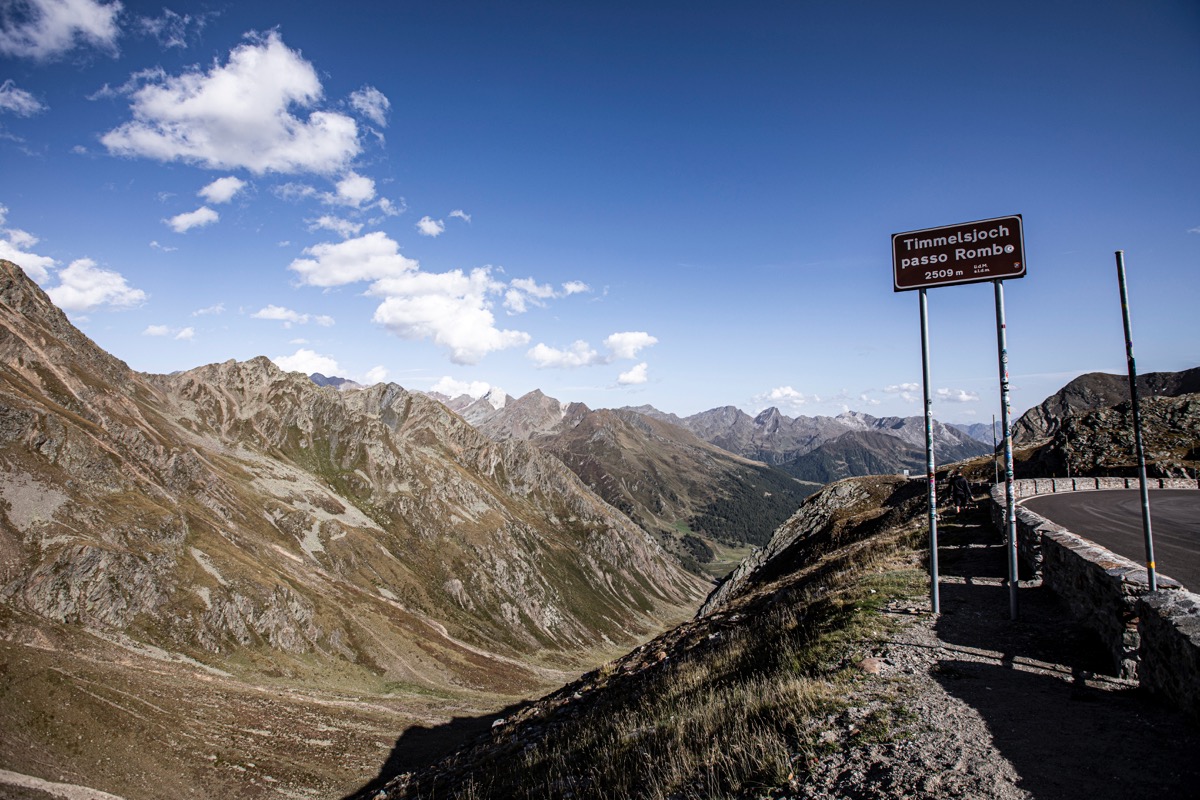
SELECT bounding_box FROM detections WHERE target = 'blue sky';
[2,0,1197,422]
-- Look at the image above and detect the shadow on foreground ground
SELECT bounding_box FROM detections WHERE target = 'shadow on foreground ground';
[345,704,521,800]
[931,508,1200,799]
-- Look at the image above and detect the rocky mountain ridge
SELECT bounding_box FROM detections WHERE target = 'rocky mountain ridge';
[625,402,990,483]
[1011,367,1200,445]
[430,388,817,575]
[1,258,706,692]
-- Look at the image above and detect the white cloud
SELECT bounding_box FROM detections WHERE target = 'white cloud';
[292,231,540,365]
[364,365,389,385]
[148,240,176,252]
[143,323,194,339]
[166,206,218,233]
[272,347,340,376]
[198,176,246,204]
[604,331,658,360]
[884,382,920,393]
[324,171,375,207]
[1189,226,1200,234]
[753,386,820,413]
[348,86,389,127]
[0,79,46,115]
[251,304,333,328]
[308,214,362,238]
[528,340,603,368]
[370,267,529,365]
[416,216,445,237]
[618,362,649,385]
[192,302,224,316]
[44,258,146,311]
[289,230,418,287]
[562,280,590,295]
[527,330,658,370]
[101,31,360,174]
[449,209,471,223]
[431,376,493,399]
[503,277,556,313]
[0,206,56,282]
[936,388,979,403]
[0,0,121,60]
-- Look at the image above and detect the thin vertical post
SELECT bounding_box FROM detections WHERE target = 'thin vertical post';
[1116,250,1157,591]
[920,288,940,615]
[992,414,999,485]
[994,280,1018,619]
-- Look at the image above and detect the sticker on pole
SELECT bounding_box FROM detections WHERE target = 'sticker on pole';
[892,214,1025,292]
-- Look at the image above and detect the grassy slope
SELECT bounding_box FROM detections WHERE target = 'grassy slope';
[367,476,931,799]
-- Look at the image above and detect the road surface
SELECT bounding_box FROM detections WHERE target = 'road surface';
[1022,489,1200,590]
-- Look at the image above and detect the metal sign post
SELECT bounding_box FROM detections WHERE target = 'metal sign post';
[1115,250,1157,592]
[920,288,940,615]
[892,215,1026,618]
[994,280,1019,619]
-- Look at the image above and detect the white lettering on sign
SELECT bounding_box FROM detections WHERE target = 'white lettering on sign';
[899,224,1011,263]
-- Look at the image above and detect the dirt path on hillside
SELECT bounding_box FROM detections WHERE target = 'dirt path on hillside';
[798,506,1200,799]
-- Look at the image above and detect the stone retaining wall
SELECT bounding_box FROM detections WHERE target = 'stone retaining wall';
[989,478,1200,717]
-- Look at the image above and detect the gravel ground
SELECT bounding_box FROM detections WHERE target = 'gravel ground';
[795,509,1200,800]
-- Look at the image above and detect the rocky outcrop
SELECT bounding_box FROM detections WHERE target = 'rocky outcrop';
[1017,393,1200,479]
[1011,368,1200,445]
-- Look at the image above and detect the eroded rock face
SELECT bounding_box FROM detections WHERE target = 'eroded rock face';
[0,259,705,689]
[1011,368,1200,445]
[1019,393,1200,478]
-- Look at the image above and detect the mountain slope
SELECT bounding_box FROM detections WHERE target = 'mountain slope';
[463,393,818,575]
[1,258,708,796]
[1011,367,1200,445]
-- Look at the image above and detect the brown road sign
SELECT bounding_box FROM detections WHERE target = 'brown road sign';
[893,214,1025,291]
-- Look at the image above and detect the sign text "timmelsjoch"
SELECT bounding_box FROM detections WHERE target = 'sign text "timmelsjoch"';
[892,214,1025,291]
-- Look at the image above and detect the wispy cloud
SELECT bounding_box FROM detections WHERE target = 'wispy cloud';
[0,79,46,116]
[0,0,121,60]
[936,388,979,403]
[349,86,390,127]
[251,304,334,328]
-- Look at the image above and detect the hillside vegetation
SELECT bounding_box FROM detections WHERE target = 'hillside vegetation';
[360,476,933,798]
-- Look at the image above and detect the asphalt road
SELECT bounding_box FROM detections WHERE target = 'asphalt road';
[1022,489,1200,591]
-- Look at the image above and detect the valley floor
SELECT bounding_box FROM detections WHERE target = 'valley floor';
[0,613,666,800]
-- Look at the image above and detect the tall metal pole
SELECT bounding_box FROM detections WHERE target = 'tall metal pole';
[994,280,1018,619]
[1116,251,1157,591]
[920,288,940,615]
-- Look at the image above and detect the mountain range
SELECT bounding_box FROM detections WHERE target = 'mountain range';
[0,258,706,797]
